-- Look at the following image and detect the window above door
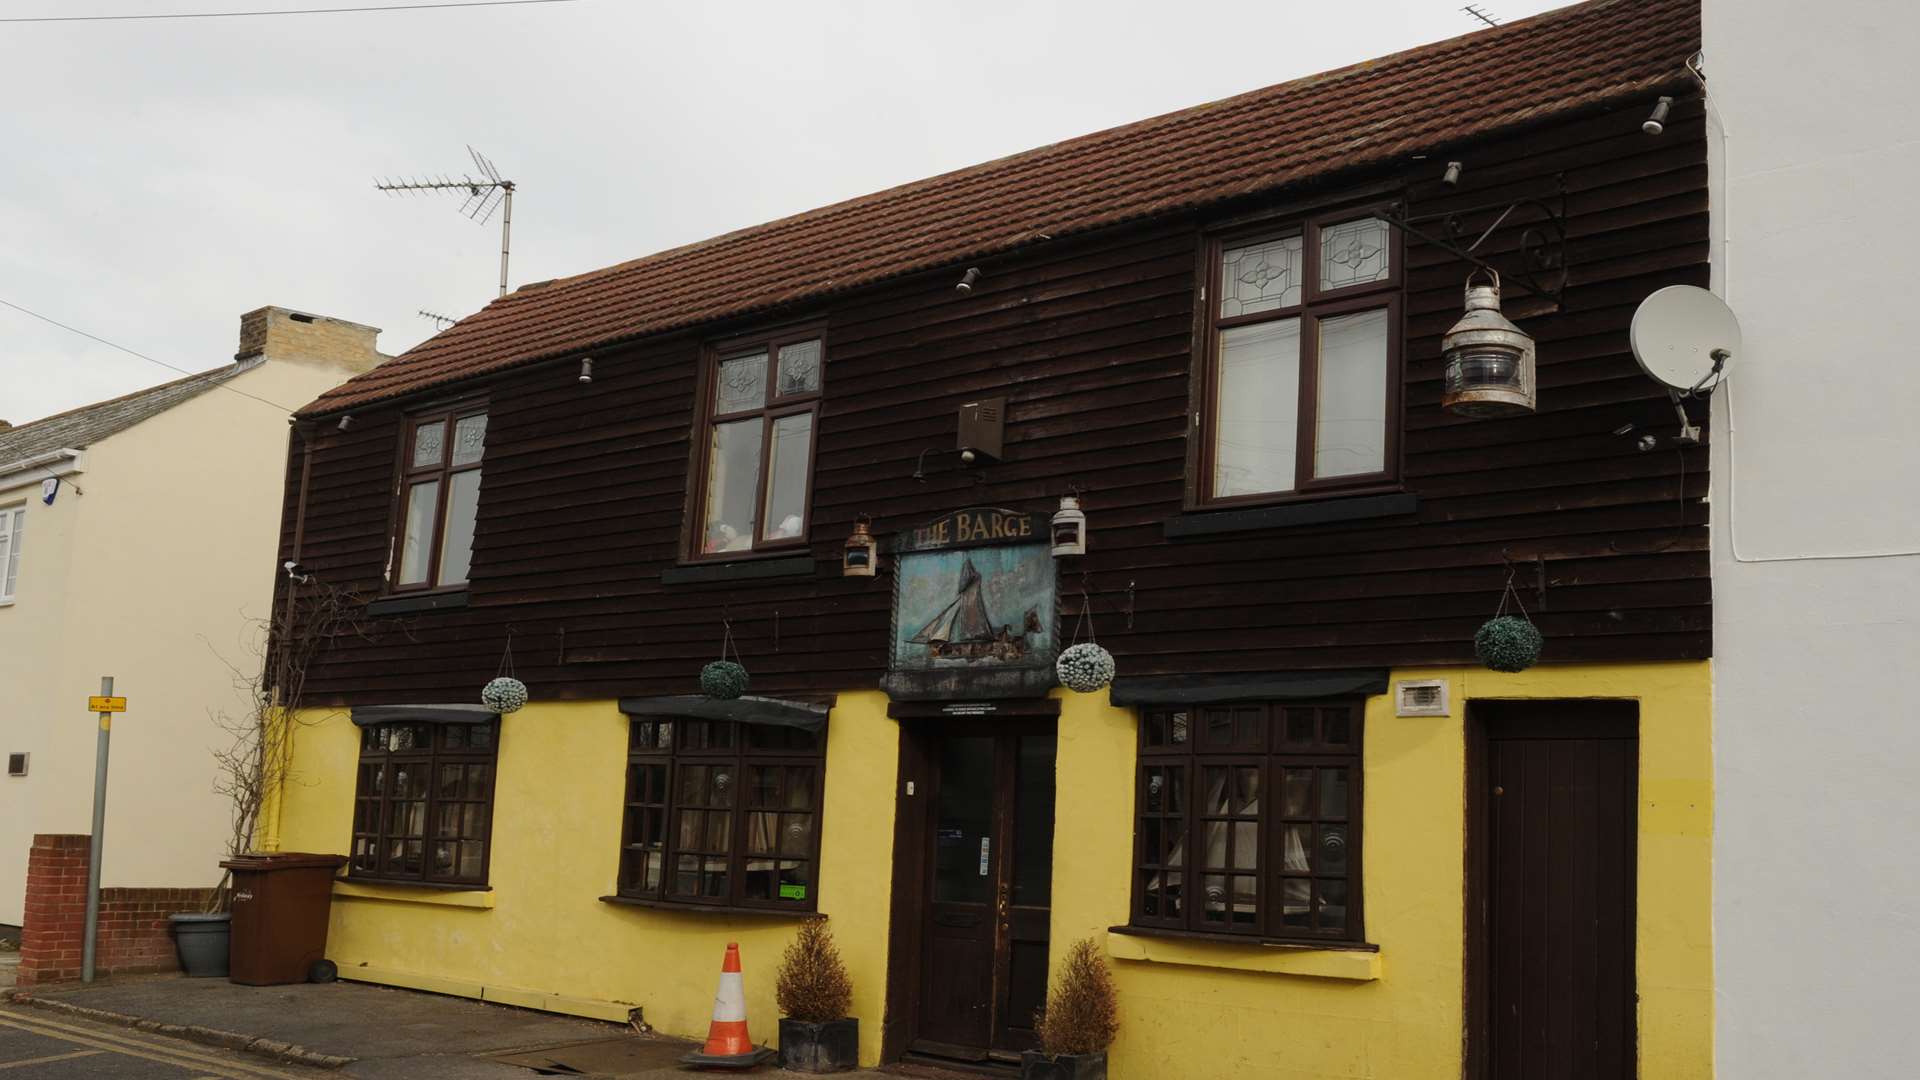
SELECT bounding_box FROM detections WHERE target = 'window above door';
[1193,212,1403,509]
[686,326,825,562]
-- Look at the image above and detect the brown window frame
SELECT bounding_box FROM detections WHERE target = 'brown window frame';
[1131,701,1364,943]
[683,325,826,563]
[387,401,489,594]
[616,717,827,913]
[349,719,499,888]
[1192,209,1404,510]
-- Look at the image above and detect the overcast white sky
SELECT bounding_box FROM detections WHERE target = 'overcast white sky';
[0,0,1563,425]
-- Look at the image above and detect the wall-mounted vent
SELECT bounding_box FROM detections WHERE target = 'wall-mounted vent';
[1394,680,1449,717]
[6,752,26,777]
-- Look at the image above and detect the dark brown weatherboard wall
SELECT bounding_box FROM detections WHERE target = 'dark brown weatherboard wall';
[277,99,1709,707]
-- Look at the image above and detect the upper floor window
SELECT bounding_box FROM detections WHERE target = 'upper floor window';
[690,330,823,559]
[1133,701,1364,942]
[350,719,498,887]
[617,717,825,911]
[1197,214,1401,505]
[393,405,486,591]
[0,506,21,602]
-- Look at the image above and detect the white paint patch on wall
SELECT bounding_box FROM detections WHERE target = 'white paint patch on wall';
[1707,3,1920,1077]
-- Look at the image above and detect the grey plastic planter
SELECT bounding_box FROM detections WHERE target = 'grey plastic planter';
[778,1018,859,1072]
[169,913,231,978]
[1021,1049,1109,1080]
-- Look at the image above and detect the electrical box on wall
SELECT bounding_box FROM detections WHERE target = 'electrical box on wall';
[7,753,26,777]
[956,397,1005,464]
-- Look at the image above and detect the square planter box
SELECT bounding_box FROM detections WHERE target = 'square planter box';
[1021,1049,1108,1080]
[778,1017,859,1073]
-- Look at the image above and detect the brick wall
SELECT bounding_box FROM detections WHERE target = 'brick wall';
[235,305,385,373]
[16,834,216,987]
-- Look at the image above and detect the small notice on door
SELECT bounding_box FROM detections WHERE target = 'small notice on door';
[979,837,990,876]
[780,884,807,901]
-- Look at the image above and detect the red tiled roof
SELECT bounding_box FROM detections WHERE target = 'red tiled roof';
[301,0,1698,417]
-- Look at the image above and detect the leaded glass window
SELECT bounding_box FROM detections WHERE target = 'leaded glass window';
[694,330,825,558]
[393,404,487,590]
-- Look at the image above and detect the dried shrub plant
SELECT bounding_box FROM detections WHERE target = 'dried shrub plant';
[775,916,855,1022]
[1034,936,1120,1057]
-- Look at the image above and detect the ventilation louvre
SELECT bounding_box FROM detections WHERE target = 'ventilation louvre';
[1394,680,1449,717]
[6,752,26,777]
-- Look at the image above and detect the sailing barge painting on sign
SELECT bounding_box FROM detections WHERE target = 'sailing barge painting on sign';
[890,510,1057,671]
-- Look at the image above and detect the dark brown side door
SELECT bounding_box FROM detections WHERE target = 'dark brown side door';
[914,725,1055,1062]
[1472,701,1637,1080]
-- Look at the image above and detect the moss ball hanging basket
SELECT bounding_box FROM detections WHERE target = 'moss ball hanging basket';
[481,676,528,714]
[701,660,750,701]
[1474,615,1543,673]
[1056,642,1116,693]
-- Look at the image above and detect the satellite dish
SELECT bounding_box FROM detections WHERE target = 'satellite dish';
[1630,285,1741,392]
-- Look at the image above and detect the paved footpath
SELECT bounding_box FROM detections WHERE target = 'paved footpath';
[0,1004,327,1078]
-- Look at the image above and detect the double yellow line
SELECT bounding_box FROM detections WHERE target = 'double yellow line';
[0,1005,315,1079]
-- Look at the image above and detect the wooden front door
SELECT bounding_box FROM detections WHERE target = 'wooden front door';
[913,725,1056,1062]
[1470,701,1638,1080]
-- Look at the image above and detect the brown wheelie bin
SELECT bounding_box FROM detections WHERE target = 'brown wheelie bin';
[219,853,347,985]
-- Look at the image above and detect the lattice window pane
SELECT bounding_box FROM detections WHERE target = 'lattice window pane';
[776,340,822,397]
[1318,217,1391,290]
[1221,236,1303,316]
[715,351,768,414]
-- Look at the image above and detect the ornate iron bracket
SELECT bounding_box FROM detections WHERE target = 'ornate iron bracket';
[1375,173,1570,311]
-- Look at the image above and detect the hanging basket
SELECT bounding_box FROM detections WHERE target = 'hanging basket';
[481,676,528,714]
[1056,642,1116,693]
[1475,615,1543,673]
[701,660,750,700]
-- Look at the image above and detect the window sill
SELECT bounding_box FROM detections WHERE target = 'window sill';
[660,555,817,586]
[366,590,470,617]
[334,879,494,909]
[1165,492,1419,538]
[598,895,816,919]
[1106,925,1381,981]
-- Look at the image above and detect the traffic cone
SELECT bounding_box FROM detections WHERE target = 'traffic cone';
[680,941,776,1069]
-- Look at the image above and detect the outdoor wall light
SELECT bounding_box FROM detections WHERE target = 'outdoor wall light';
[336,414,353,431]
[1441,269,1536,417]
[842,516,879,577]
[1642,96,1673,136]
[1443,160,1464,186]
[955,267,982,295]
[578,356,594,384]
[1051,494,1087,557]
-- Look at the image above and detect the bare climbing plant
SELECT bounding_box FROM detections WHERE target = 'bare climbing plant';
[204,571,373,911]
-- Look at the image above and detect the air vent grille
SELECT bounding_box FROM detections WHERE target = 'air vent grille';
[1394,680,1449,717]
[6,752,26,777]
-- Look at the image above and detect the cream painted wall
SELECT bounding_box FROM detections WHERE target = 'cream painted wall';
[0,356,366,926]
[1704,5,1920,1077]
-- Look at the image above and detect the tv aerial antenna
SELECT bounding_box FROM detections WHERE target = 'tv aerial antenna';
[1629,285,1742,445]
[417,309,459,330]
[1462,5,1501,27]
[375,146,516,297]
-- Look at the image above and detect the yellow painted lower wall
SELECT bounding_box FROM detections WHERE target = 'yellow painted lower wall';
[270,662,1712,1078]
[1051,661,1714,1080]
[271,693,900,1066]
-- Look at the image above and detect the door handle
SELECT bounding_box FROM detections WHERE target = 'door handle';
[996,879,1010,922]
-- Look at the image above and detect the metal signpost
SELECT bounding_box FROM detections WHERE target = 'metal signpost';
[82,677,125,984]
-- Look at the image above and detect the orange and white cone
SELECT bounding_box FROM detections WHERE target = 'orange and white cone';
[681,941,774,1068]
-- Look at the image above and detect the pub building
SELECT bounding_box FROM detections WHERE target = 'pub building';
[262,3,1713,1076]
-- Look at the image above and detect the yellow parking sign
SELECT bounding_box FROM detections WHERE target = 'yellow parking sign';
[88,696,126,713]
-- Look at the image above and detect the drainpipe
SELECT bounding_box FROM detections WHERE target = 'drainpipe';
[259,423,318,853]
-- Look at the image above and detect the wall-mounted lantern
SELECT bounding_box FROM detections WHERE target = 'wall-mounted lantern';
[1441,269,1536,417]
[1051,495,1087,557]
[843,516,879,577]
